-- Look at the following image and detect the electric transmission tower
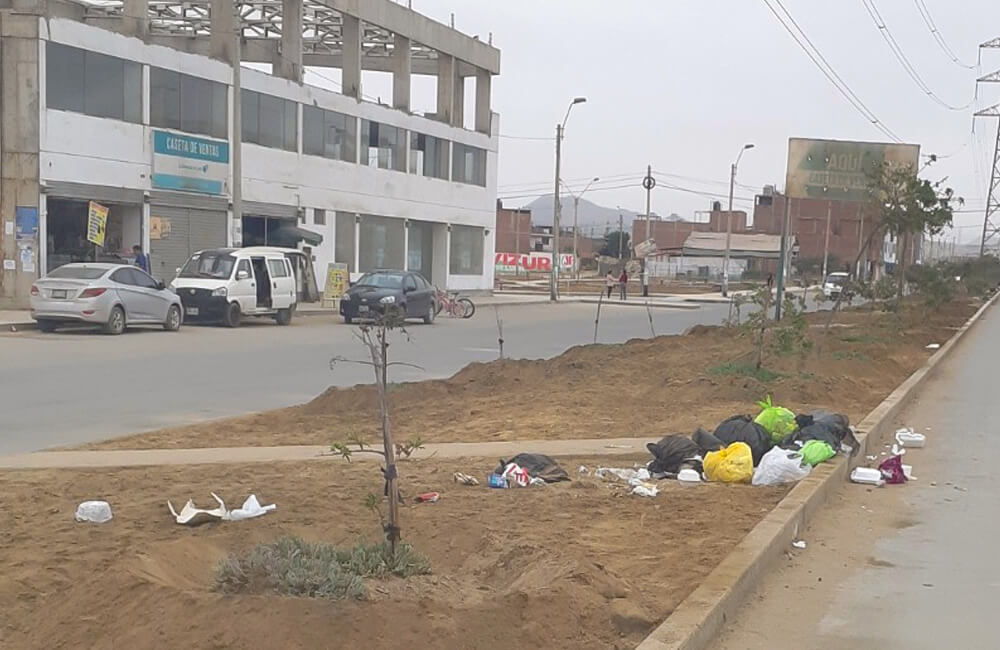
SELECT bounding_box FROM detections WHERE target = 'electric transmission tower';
[977,37,1000,256]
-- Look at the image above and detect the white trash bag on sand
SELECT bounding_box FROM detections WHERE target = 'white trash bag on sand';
[167,493,275,525]
[75,500,113,524]
[752,448,812,486]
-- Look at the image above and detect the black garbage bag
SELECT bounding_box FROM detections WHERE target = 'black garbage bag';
[495,453,569,483]
[789,411,858,456]
[692,427,725,455]
[712,415,772,466]
[646,435,702,475]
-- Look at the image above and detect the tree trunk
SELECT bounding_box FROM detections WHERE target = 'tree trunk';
[824,223,887,335]
[379,329,400,555]
[895,233,909,306]
[756,289,770,370]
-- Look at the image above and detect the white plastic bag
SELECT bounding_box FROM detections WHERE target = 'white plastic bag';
[75,500,113,524]
[751,448,812,486]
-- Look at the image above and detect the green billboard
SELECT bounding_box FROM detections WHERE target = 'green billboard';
[785,138,920,202]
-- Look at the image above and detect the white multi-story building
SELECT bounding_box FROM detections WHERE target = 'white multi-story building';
[0,0,500,309]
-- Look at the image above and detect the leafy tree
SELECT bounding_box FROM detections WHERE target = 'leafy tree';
[600,230,631,258]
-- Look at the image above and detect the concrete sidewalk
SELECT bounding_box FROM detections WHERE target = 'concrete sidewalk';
[0,437,652,469]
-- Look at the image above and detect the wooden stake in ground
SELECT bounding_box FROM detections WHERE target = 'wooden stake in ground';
[594,290,604,344]
[495,306,505,359]
[645,301,656,337]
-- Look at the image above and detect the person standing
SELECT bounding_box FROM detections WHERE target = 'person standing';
[132,245,150,274]
[605,271,616,299]
[619,268,629,300]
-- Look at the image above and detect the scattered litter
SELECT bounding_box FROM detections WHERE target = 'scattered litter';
[866,455,879,461]
[578,465,589,475]
[930,481,937,487]
[891,443,906,457]
[453,472,479,486]
[677,469,702,484]
[954,485,968,492]
[851,467,886,487]
[631,482,659,498]
[895,429,926,448]
[495,453,569,483]
[414,492,440,503]
[595,467,650,482]
[752,447,811,486]
[487,473,508,489]
[75,500,113,524]
[792,540,807,549]
[501,463,530,487]
[167,493,275,525]
[529,477,547,487]
[604,444,633,449]
[704,442,754,483]
[926,343,941,350]
[901,464,916,481]
[878,456,908,485]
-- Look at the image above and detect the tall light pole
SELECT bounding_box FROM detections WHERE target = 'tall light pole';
[562,176,600,280]
[551,96,587,301]
[722,143,754,297]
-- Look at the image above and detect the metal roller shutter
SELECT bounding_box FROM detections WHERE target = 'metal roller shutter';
[148,205,228,282]
[243,201,299,219]
[45,182,143,205]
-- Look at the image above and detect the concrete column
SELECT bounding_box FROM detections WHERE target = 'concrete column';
[435,53,455,125]
[0,12,41,309]
[453,73,465,128]
[341,15,362,100]
[122,0,148,38]
[211,0,236,63]
[391,34,411,112]
[275,0,303,82]
[475,68,492,134]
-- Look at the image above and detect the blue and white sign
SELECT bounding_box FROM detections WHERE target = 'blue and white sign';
[151,130,230,195]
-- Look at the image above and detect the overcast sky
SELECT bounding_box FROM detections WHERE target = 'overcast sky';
[391,0,999,242]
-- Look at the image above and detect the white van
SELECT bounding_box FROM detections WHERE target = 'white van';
[170,247,297,327]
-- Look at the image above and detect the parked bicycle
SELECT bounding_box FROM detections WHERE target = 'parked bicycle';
[435,289,476,319]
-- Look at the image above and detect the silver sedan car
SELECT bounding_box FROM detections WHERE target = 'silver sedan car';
[30,263,183,334]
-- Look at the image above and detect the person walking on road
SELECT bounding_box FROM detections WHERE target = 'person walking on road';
[619,268,629,300]
[132,245,150,274]
[605,271,616,299]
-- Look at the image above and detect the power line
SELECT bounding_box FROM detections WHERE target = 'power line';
[860,0,973,111]
[912,0,977,69]
[498,172,643,192]
[760,0,902,142]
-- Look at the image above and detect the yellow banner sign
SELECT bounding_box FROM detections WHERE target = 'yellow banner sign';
[321,262,350,306]
[87,201,108,247]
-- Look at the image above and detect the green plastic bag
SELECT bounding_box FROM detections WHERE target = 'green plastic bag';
[754,395,797,444]
[800,440,836,466]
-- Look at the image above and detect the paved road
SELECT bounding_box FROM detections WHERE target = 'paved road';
[0,302,727,454]
[712,303,1000,650]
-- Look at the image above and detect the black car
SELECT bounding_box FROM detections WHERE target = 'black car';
[339,270,438,324]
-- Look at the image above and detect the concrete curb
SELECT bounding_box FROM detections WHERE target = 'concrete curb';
[636,294,998,650]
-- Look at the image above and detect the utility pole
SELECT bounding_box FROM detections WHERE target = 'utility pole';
[822,200,832,279]
[618,210,624,260]
[550,122,562,301]
[722,144,754,297]
[231,6,243,240]
[857,205,865,279]
[642,165,655,297]
[775,193,791,320]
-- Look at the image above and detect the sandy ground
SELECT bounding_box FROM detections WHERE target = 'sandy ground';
[0,455,787,650]
[83,301,978,451]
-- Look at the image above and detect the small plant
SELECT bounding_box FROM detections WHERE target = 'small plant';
[707,362,782,383]
[216,537,431,600]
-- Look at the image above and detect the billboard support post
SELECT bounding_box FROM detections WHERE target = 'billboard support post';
[775,195,791,321]
[822,200,832,279]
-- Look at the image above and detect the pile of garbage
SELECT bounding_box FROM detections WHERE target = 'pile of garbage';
[635,395,859,488]
[850,427,925,487]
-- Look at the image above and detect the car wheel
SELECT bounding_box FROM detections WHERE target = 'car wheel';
[163,305,182,332]
[423,303,435,325]
[104,306,126,335]
[36,319,57,333]
[276,306,293,326]
[224,301,242,328]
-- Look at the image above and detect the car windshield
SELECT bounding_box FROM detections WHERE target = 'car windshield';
[46,266,108,280]
[356,272,404,289]
[826,274,848,286]
[179,252,236,279]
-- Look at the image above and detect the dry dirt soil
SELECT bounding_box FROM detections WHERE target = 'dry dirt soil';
[86,301,979,451]
[0,456,787,650]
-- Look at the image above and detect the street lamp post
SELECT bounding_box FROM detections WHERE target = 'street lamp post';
[563,176,599,281]
[722,143,755,297]
[551,97,587,301]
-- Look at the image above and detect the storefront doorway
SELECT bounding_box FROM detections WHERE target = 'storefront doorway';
[46,198,142,273]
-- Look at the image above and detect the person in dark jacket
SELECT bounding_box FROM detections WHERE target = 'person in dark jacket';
[133,245,150,274]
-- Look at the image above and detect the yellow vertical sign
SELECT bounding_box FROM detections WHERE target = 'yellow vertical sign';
[87,201,108,247]
[321,262,349,306]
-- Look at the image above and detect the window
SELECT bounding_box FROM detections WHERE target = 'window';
[150,68,228,139]
[404,275,417,292]
[361,120,406,172]
[131,269,160,289]
[47,266,108,280]
[242,90,297,151]
[110,269,136,285]
[357,271,404,289]
[267,259,290,278]
[46,42,141,123]
[179,252,236,279]
[313,209,327,226]
[450,225,484,275]
[358,215,405,272]
[452,144,487,186]
[335,212,356,269]
[409,133,449,180]
[303,106,357,163]
[237,259,252,279]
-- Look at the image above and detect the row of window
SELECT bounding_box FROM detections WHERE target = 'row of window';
[45,42,489,186]
[330,212,484,276]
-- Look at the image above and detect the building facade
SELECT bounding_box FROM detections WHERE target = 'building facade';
[0,0,501,309]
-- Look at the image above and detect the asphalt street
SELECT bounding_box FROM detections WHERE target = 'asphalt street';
[0,302,728,453]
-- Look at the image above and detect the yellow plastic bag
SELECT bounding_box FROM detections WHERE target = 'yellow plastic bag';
[703,442,754,483]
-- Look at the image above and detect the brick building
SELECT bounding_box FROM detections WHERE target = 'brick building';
[632,206,749,251]
[495,202,532,255]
